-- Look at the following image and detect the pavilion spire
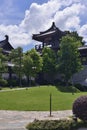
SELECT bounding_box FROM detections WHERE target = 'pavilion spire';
[5,35,9,42]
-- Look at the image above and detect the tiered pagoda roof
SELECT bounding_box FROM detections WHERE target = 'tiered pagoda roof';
[32,22,66,51]
[0,35,14,54]
[33,22,65,42]
[32,22,87,65]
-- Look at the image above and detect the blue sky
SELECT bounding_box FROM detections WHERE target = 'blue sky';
[0,0,87,51]
[0,0,48,25]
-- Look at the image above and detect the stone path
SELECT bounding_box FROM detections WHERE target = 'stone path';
[0,110,72,130]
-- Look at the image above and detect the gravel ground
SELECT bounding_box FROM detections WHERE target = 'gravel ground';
[0,110,72,130]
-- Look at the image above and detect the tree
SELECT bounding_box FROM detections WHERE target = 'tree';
[23,49,43,86]
[9,47,23,87]
[0,48,7,86]
[23,55,33,86]
[66,31,85,45]
[58,35,82,86]
[42,47,57,83]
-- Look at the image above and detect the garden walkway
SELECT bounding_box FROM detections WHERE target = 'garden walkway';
[0,110,72,130]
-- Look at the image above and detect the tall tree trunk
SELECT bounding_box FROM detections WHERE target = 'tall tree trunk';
[27,76,29,87]
[8,66,12,88]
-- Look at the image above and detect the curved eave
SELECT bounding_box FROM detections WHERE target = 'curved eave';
[3,50,11,54]
[78,46,87,50]
[32,30,57,42]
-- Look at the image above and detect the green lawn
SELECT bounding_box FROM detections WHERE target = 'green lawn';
[0,85,86,111]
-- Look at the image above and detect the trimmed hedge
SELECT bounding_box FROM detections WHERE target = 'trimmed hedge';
[73,95,87,121]
[26,119,87,130]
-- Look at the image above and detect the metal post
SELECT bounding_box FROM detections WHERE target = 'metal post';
[50,93,52,116]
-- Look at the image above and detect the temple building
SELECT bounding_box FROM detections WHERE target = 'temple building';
[78,46,87,65]
[33,22,87,65]
[32,22,87,86]
[32,22,66,53]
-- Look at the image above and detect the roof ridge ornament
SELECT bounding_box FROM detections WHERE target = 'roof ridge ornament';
[52,22,56,29]
[52,22,55,26]
[5,35,9,42]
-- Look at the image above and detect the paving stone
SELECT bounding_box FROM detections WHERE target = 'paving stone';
[0,110,72,130]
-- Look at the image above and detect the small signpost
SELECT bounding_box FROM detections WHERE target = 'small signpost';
[50,93,52,117]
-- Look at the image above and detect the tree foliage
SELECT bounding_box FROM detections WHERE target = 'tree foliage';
[0,48,7,86]
[9,47,23,86]
[58,35,82,85]
[42,47,57,74]
[0,48,7,73]
[66,31,85,45]
[23,49,43,86]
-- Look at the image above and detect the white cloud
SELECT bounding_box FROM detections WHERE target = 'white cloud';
[78,24,87,42]
[0,24,30,48]
[65,16,80,30]
[54,3,85,30]
[0,0,87,50]
[20,0,61,32]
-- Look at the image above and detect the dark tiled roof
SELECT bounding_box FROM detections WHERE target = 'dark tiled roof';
[0,35,14,51]
[39,22,58,34]
[32,22,65,42]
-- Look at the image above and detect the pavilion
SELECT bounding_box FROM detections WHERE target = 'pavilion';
[32,22,87,86]
[32,22,87,65]
[32,22,66,52]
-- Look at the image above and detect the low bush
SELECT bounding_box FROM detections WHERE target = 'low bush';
[26,119,87,130]
[0,78,7,87]
[74,83,87,91]
[56,85,80,93]
[73,95,87,121]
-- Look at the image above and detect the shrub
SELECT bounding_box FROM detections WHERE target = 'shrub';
[74,84,87,91]
[0,78,7,87]
[56,85,80,93]
[26,119,75,130]
[7,79,19,87]
[26,119,87,130]
[73,95,87,121]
